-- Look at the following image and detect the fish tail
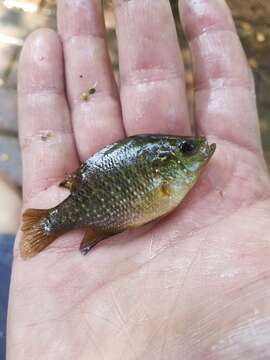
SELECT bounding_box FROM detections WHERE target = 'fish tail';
[20,208,57,259]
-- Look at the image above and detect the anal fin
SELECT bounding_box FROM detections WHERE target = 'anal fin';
[80,228,107,255]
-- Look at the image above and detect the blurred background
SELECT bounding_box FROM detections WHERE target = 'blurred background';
[0,0,269,233]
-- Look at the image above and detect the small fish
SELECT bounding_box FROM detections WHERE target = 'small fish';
[20,135,216,259]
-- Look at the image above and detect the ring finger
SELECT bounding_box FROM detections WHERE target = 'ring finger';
[58,0,125,161]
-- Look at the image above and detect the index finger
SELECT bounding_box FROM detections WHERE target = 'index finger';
[179,0,263,154]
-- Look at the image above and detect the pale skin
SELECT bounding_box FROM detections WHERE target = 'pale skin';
[7,0,270,358]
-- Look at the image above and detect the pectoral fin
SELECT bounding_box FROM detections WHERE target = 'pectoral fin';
[161,182,171,197]
[80,229,107,255]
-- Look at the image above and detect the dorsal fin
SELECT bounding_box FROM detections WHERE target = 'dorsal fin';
[59,170,81,192]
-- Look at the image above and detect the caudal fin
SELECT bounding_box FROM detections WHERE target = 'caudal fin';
[20,208,57,259]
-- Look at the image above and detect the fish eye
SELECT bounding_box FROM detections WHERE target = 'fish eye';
[180,141,196,156]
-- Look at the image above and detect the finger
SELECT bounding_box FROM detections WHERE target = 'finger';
[18,29,79,202]
[113,0,190,135]
[58,0,124,161]
[179,0,262,153]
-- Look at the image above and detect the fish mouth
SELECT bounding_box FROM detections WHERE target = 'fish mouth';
[199,139,216,159]
[209,143,216,157]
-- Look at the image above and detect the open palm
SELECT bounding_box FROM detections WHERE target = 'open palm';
[8,0,270,359]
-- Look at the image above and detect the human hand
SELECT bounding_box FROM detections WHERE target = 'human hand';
[7,0,270,358]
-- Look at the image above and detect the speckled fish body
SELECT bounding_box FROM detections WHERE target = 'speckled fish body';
[20,135,216,258]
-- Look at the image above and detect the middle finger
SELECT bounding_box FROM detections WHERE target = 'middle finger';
[113,0,191,136]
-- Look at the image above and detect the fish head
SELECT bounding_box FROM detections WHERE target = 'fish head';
[175,136,216,174]
[154,136,216,186]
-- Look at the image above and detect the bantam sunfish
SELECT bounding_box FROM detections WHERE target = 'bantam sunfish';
[20,134,216,258]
